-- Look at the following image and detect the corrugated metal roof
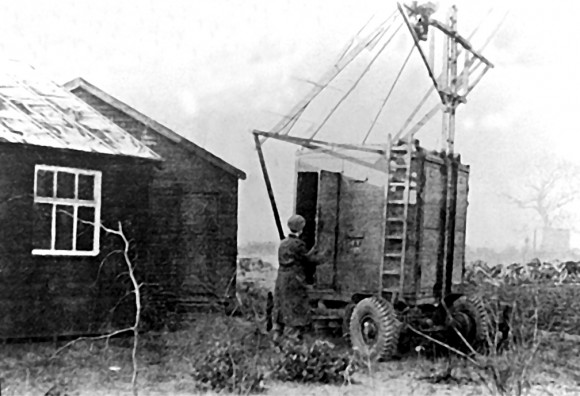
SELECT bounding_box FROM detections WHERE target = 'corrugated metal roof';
[0,61,161,160]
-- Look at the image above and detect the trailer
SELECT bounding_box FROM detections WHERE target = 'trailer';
[294,141,482,359]
[253,2,500,360]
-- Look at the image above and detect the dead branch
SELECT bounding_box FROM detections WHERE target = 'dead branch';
[90,249,124,288]
[1,194,31,204]
[51,219,142,396]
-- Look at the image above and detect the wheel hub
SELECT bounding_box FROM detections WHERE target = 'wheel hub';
[449,311,475,340]
[361,316,379,345]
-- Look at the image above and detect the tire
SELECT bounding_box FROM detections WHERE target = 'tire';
[349,297,400,361]
[342,303,355,343]
[445,295,490,351]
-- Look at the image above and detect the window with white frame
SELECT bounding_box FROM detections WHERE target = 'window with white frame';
[32,165,102,256]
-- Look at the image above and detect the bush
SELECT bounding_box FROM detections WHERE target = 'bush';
[192,338,267,394]
[272,338,355,384]
[236,279,270,321]
[460,262,578,395]
[465,261,580,336]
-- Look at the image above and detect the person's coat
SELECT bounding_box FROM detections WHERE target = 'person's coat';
[273,234,322,328]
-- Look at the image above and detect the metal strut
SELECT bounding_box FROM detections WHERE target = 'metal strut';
[253,133,285,240]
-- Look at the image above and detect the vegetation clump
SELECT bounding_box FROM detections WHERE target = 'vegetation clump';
[191,338,267,394]
[272,337,355,384]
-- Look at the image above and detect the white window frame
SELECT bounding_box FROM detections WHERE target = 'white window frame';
[32,164,102,256]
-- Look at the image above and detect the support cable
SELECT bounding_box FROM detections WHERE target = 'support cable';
[336,14,377,64]
[308,21,404,140]
[479,10,510,55]
[264,11,399,141]
[362,45,414,144]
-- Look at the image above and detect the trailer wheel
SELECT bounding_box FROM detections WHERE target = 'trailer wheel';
[342,303,355,343]
[445,295,489,351]
[349,297,399,360]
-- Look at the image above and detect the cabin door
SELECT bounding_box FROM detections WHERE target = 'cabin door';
[334,174,386,296]
[313,171,341,289]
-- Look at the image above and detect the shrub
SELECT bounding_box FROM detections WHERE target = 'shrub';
[236,279,270,322]
[465,260,580,336]
[191,338,267,394]
[272,337,355,384]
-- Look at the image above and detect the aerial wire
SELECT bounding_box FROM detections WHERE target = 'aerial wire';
[336,14,377,64]
[479,10,510,53]
[308,20,405,140]
[362,44,414,144]
[271,11,399,138]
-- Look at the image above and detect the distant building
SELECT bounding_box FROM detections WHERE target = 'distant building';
[0,62,244,339]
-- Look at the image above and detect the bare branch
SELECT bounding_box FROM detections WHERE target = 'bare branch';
[52,327,133,356]
[504,157,580,228]
[49,216,142,396]
[0,194,31,206]
[91,249,124,288]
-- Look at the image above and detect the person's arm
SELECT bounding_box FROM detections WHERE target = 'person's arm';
[305,242,328,266]
[294,241,318,285]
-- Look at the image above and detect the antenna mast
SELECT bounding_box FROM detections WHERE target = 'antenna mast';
[442,5,458,154]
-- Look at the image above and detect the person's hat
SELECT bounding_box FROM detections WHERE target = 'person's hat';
[287,214,306,233]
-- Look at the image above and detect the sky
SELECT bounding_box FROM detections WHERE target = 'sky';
[2,0,580,251]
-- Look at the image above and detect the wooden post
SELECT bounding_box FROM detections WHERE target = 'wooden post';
[253,132,285,241]
[441,6,459,297]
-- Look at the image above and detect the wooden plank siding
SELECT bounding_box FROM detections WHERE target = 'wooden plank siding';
[69,88,239,313]
[0,143,154,338]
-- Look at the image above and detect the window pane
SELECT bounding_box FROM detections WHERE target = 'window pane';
[77,206,95,251]
[55,205,74,250]
[33,203,52,249]
[36,170,54,197]
[56,172,75,199]
[78,174,95,201]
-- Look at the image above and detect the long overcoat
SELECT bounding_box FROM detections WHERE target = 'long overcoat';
[274,234,318,328]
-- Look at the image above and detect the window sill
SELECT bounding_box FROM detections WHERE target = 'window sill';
[32,249,100,257]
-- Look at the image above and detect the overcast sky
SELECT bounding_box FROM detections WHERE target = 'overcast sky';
[2,0,579,250]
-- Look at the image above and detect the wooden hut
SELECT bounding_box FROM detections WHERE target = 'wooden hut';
[0,62,245,339]
[64,78,246,316]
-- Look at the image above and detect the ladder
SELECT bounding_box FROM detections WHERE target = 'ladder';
[382,138,415,301]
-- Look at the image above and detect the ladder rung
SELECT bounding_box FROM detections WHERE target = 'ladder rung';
[382,287,399,293]
[382,270,400,275]
[389,182,406,187]
[391,143,410,150]
[386,234,404,239]
[385,253,402,258]
[387,217,405,222]
[387,200,406,205]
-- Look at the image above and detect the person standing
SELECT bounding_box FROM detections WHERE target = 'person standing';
[273,214,324,340]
